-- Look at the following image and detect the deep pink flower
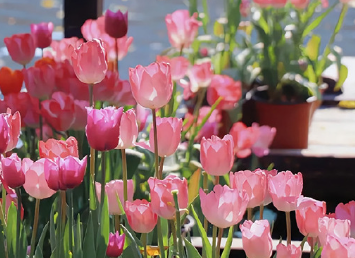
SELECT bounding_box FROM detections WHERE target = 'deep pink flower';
[30,22,54,49]
[106,232,125,257]
[1,154,33,189]
[105,9,128,38]
[0,109,21,154]
[4,33,36,66]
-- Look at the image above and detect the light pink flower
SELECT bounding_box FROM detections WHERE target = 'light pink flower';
[318,217,351,247]
[156,55,189,81]
[335,201,355,238]
[116,109,138,149]
[276,243,302,258]
[251,123,276,157]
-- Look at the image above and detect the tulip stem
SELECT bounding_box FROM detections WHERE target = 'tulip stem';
[170,220,178,257]
[286,211,291,245]
[60,191,66,225]
[114,215,120,232]
[15,187,21,257]
[100,151,106,216]
[202,172,208,258]
[157,218,166,258]
[309,237,314,257]
[29,198,40,258]
[247,208,252,221]
[151,108,160,179]
[214,176,219,185]
[158,156,165,180]
[212,225,217,258]
[68,190,74,255]
[172,191,184,258]
[39,100,43,141]
[216,228,223,258]
[167,82,176,117]
[89,84,94,107]
[259,205,264,220]
[115,39,119,73]
[121,149,128,202]
[142,233,148,258]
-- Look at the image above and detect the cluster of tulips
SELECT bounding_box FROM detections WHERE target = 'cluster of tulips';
[0,1,354,258]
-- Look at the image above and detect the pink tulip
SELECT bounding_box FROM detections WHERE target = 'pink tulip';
[229,122,259,158]
[86,107,123,151]
[48,37,84,62]
[255,169,278,205]
[23,159,56,199]
[254,0,287,7]
[276,243,302,258]
[70,38,108,84]
[44,156,87,191]
[30,22,54,49]
[156,55,189,81]
[105,9,128,38]
[41,92,76,132]
[137,117,182,157]
[240,0,251,17]
[22,64,56,100]
[335,201,355,238]
[106,36,133,62]
[318,217,351,247]
[125,199,158,233]
[95,180,134,215]
[39,137,79,160]
[207,75,242,110]
[165,10,202,50]
[1,154,33,189]
[0,109,21,154]
[148,175,188,220]
[321,235,355,258]
[251,123,277,157]
[136,104,150,132]
[291,0,309,8]
[106,232,125,257]
[200,185,248,228]
[296,197,326,237]
[200,135,234,176]
[230,170,267,208]
[72,100,89,131]
[81,16,105,40]
[4,33,36,66]
[110,79,136,106]
[129,62,173,109]
[188,61,213,92]
[268,171,303,212]
[115,109,138,149]
[240,220,273,258]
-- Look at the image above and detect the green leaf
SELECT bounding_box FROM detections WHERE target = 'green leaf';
[0,221,6,258]
[201,0,209,34]
[306,35,321,61]
[191,206,212,258]
[161,218,169,247]
[121,225,142,257]
[49,203,57,252]
[213,20,224,37]
[189,0,198,16]
[220,226,234,258]
[184,238,201,258]
[302,3,335,37]
[335,64,348,91]
[6,203,17,258]
[83,212,96,258]
[126,149,143,179]
[96,195,110,257]
[74,214,83,258]
[188,168,201,204]
[63,220,70,258]
[34,223,49,258]
[122,244,142,258]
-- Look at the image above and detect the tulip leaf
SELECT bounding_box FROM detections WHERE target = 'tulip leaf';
[0,221,6,258]
[74,214,83,258]
[6,202,17,258]
[49,205,57,252]
[191,206,212,258]
[121,225,142,258]
[188,168,201,204]
[96,195,110,257]
[83,212,96,258]
[220,226,234,258]
[34,223,49,258]
[302,3,335,37]
[184,238,201,258]
[122,244,142,258]
[126,149,143,179]
[305,35,321,62]
[121,221,143,247]
[335,64,348,91]
[201,0,209,34]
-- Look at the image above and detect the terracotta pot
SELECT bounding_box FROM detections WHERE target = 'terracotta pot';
[254,99,314,149]
[310,99,322,121]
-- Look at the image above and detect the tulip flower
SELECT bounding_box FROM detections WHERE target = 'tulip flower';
[200,135,234,176]
[81,16,105,41]
[1,193,24,219]
[318,217,351,247]
[230,170,267,208]
[49,37,84,62]
[136,104,150,132]
[129,62,173,109]
[291,0,309,9]
[105,36,134,63]
[105,9,128,38]
[22,64,56,100]
[23,159,56,199]
[125,199,158,233]
[251,123,277,157]
[321,235,355,258]
[165,10,202,50]
[254,0,287,8]
[106,232,125,257]
[1,154,33,189]
[200,185,248,228]
[137,117,182,157]
[268,171,303,212]
[0,67,23,95]
[95,180,134,215]
[229,122,259,159]
[295,197,326,238]
[156,55,189,81]
[4,33,36,66]
[276,243,302,258]
[39,136,79,160]
[71,100,89,131]
[335,201,355,238]
[115,109,138,149]
[44,156,87,191]
[207,74,242,110]
[30,22,54,49]
[188,60,213,92]
[86,107,123,151]
[41,92,76,132]
[70,38,108,84]
[240,220,273,258]
[254,168,278,205]
[0,109,21,154]
[148,175,188,220]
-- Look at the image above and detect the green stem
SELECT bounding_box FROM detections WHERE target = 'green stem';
[172,191,184,258]
[170,220,178,257]
[115,39,119,73]
[100,151,106,216]
[247,208,252,221]
[142,233,148,258]
[68,190,74,255]
[30,199,40,258]
[216,228,223,258]
[15,188,21,257]
[202,172,208,258]
[167,82,176,117]
[158,156,165,180]
[259,205,264,220]
[157,218,166,258]
[151,109,160,179]
[121,149,128,202]
[212,225,217,258]
[57,192,62,258]
[114,215,120,232]
[286,211,291,245]
[89,84,94,107]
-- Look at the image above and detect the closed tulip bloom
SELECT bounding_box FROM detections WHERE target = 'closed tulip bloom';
[105,9,128,38]
[71,38,108,84]
[0,115,10,154]
[1,154,33,189]
[39,137,79,160]
[125,199,158,233]
[136,104,150,132]
[251,123,277,157]
[0,110,21,154]
[335,201,355,238]
[4,33,36,66]
[229,122,259,159]
[200,135,234,176]
[86,107,123,151]
[230,170,267,208]
[23,159,56,199]
[95,180,134,215]
[71,100,89,131]
[106,232,125,257]
[240,220,273,258]
[200,185,248,228]
[30,22,54,49]
[165,10,202,50]
[321,235,355,258]
[23,64,56,100]
[268,171,303,212]
[115,109,138,149]
[148,175,188,220]
[0,67,23,95]
[255,169,278,205]
[188,61,213,92]
[156,55,189,81]
[129,62,173,109]
[41,92,76,132]
[318,217,351,247]
[276,243,302,258]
